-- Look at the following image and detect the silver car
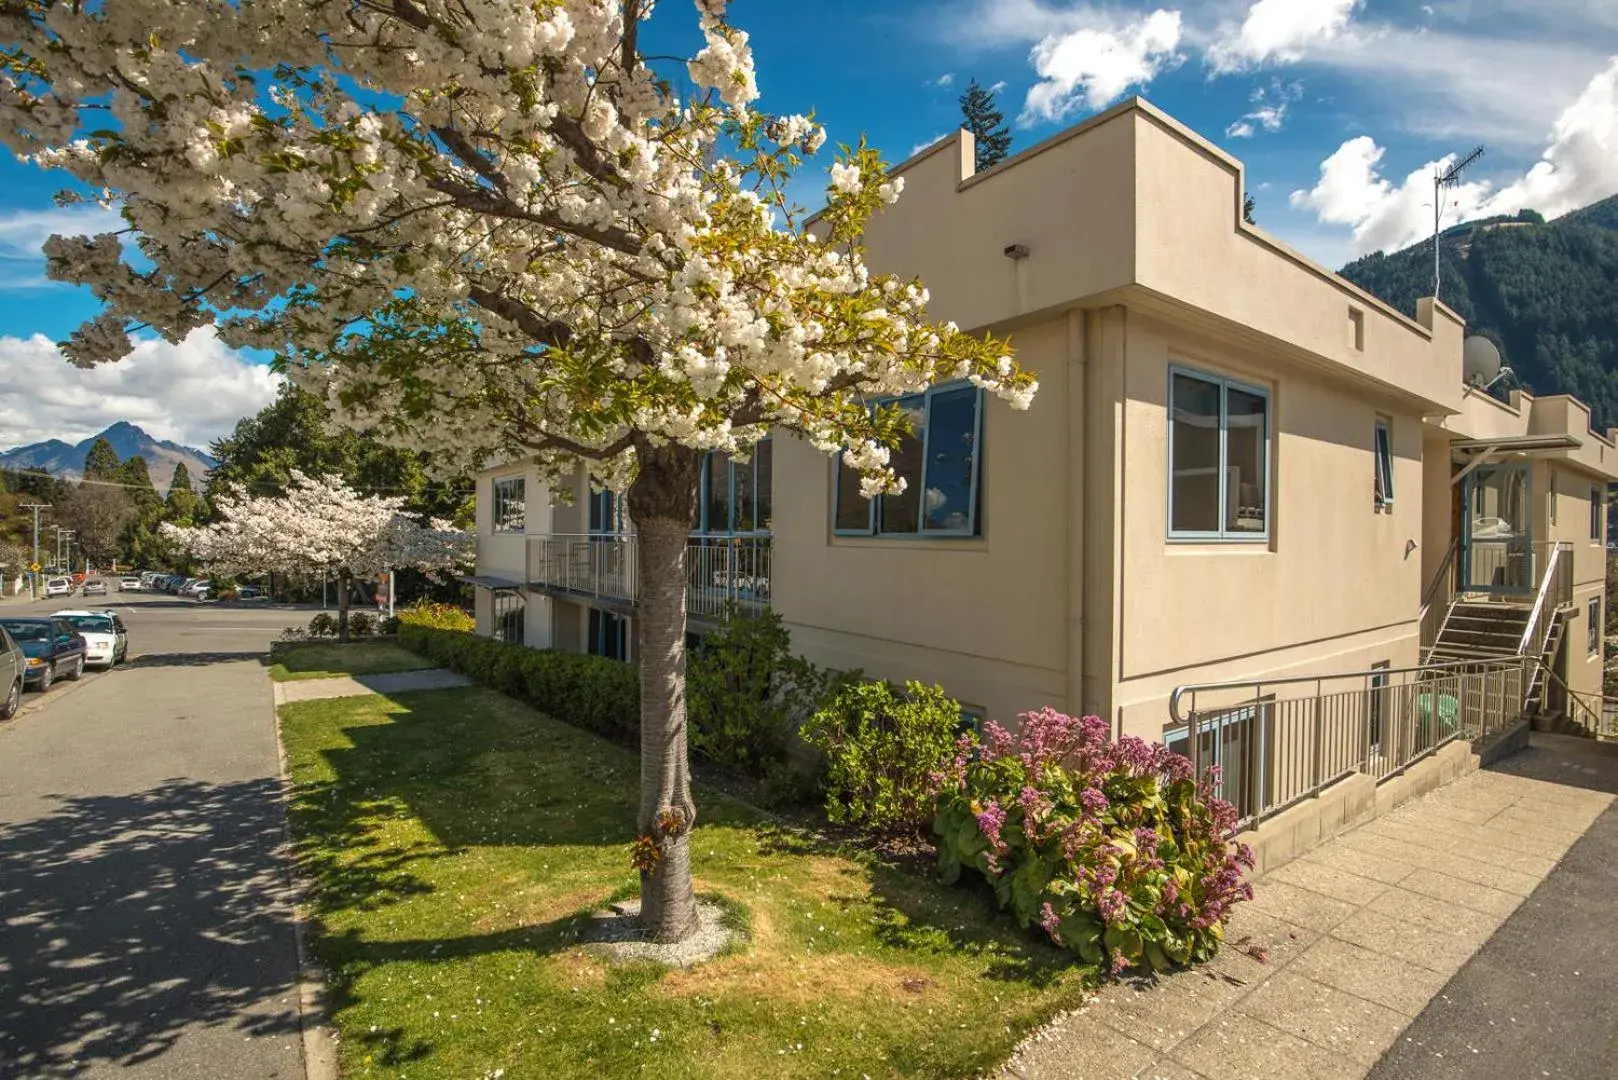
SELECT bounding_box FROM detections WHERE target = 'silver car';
[0,625,23,719]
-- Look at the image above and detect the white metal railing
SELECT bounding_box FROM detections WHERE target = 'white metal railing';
[524,532,771,619]
[1419,536,1460,654]
[1168,655,1531,831]
[1518,541,1574,660]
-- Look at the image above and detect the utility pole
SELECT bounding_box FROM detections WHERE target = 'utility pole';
[1433,146,1484,303]
[21,503,48,599]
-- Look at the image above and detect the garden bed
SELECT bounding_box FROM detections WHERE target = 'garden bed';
[278,686,1096,1079]
[267,641,432,682]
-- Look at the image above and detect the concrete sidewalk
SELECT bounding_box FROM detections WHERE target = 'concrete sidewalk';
[998,735,1615,1080]
[273,668,471,705]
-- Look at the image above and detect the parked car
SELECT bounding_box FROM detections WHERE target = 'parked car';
[43,577,73,599]
[119,577,142,591]
[0,617,87,692]
[51,609,129,667]
[0,625,23,720]
[82,579,107,597]
[182,579,213,600]
[236,586,263,600]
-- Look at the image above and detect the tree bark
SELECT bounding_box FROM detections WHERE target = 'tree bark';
[627,442,704,943]
[337,568,351,643]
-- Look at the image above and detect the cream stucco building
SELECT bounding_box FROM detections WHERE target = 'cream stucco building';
[468,98,1617,827]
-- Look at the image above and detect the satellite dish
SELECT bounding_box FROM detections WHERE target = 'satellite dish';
[1463,336,1502,386]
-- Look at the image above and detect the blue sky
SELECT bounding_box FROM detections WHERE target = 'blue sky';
[2,0,1616,450]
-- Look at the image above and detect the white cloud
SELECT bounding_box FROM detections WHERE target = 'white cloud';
[1020,9,1183,124]
[989,79,1009,93]
[910,133,951,157]
[1225,79,1302,138]
[1290,56,1618,256]
[1484,56,1618,219]
[1207,0,1362,73]
[937,0,1110,48]
[0,327,281,451]
[931,72,956,87]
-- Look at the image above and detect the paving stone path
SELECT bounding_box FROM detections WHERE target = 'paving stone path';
[998,733,1618,1080]
[272,668,472,705]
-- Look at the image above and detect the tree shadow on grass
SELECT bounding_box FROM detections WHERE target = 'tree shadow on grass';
[0,779,303,1078]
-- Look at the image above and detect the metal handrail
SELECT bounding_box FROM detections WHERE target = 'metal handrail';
[1517,541,1573,656]
[1167,654,1532,721]
[1420,535,1460,614]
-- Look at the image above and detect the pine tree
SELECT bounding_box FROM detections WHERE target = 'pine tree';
[82,436,120,482]
[958,79,1011,172]
[1243,192,1256,225]
[165,462,202,526]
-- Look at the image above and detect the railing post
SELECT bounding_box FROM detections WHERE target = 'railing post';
[1312,682,1324,796]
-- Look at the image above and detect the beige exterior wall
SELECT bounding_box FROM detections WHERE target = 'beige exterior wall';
[468,96,1617,743]
[770,314,1074,724]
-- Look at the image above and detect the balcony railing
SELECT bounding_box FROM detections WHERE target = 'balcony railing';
[1169,655,1531,831]
[524,532,771,619]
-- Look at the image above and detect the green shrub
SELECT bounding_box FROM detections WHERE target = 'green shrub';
[378,614,401,635]
[933,709,1254,975]
[348,611,376,638]
[307,612,337,638]
[687,608,827,774]
[397,624,639,742]
[801,679,967,834]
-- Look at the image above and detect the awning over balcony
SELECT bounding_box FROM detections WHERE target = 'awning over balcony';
[460,573,526,592]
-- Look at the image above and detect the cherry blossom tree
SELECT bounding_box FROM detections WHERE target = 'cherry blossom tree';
[6,0,1036,941]
[163,472,471,638]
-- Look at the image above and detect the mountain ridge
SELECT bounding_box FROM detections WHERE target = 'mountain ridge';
[1339,193,1618,427]
[0,422,216,492]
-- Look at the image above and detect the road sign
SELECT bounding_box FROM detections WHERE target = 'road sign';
[29,562,40,573]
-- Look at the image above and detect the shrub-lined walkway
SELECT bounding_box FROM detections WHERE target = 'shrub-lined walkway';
[277,685,1096,1079]
[997,737,1616,1080]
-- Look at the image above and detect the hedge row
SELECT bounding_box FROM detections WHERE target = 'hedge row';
[397,623,640,742]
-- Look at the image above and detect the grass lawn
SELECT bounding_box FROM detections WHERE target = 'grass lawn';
[268,643,435,682]
[278,687,1095,1080]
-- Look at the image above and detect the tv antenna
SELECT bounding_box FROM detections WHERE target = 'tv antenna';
[1433,145,1484,302]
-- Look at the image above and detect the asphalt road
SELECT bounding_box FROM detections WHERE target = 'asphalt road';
[0,589,314,1080]
[1367,734,1618,1080]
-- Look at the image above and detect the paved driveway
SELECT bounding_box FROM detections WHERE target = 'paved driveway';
[0,592,311,1079]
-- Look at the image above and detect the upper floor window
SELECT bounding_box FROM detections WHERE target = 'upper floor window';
[492,475,526,533]
[1591,597,1602,657]
[699,439,772,535]
[1593,486,1605,543]
[589,489,628,535]
[1169,367,1270,540]
[834,384,983,537]
[1373,418,1394,509]
[1549,470,1558,526]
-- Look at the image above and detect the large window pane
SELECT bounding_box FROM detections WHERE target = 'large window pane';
[1170,374,1221,533]
[753,440,773,532]
[705,452,731,534]
[835,457,871,532]
[921,386,979,533]
[1225,385,1267,534]
[878,396,926,534]
[735,450,758,532]
[493,476,526,533]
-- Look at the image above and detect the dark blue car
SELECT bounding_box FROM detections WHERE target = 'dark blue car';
[0,617,88,693]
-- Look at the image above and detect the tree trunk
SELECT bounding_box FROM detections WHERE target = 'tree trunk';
[627,443,704,943]
[337,568,351,643]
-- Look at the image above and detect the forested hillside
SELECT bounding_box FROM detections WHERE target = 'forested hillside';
[1339,195,1618,428]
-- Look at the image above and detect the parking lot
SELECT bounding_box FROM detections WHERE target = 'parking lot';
[0,586,319,1079]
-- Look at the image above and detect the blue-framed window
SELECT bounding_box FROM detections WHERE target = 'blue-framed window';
[589,489,627,535]
[1168,366,1270,540]
[834,384,984,537]
[492,475,526,533]
[589,608,630,661]
[1163,699,1269,821]
[1373,419,1394,509]
[697,439,772,535]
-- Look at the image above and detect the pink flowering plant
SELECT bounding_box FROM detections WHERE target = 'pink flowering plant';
[932,708,1254,974]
